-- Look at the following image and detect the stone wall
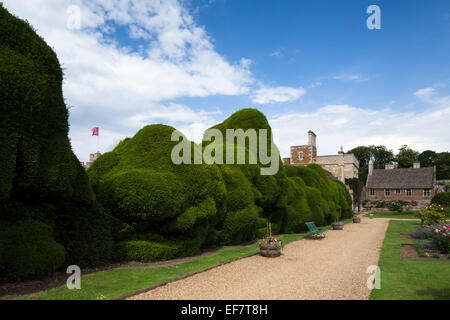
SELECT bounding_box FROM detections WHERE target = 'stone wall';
[366,188,435,202]
[290,145,316,165]
[315,153,359,182]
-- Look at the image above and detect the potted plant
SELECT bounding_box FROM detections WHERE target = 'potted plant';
[332,219,344,230]
[353,214,361,223]
[259,222,282,258]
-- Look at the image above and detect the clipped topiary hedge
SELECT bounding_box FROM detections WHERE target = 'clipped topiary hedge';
[0,4,356,276]
[0,220,65,282]
[116,240,180,263]
[0,5,114,278]
[88,124,227,260]
[285,164,353,226]
[219,205,261,245]
[283,176,312,233]
[89,108,355,263]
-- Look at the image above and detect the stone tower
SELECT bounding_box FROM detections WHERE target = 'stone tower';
[289,130,317,165]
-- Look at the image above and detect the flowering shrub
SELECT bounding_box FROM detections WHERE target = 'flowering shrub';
[417,205,446,225]
[430,224,450,254]
[362,200,410,212]
[412,223,450,254]
[410,225,438,239]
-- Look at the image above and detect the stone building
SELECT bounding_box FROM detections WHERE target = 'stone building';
[283,130,359,183]
[365,160,436,207]
[80,151,101,169]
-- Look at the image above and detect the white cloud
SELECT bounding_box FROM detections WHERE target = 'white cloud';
[414,87,450,109]
[270,96,450,158]
[414,87,435,99]
[251,85,307,104]
[2,0,252,161]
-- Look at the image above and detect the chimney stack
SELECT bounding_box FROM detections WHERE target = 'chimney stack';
[308,130,316,148]
[368,158,374,177]
[413,162,421,169]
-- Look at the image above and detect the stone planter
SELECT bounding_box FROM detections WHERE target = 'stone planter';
[259,241,282,257]
[332,223,344,230]
[353,217,361,223]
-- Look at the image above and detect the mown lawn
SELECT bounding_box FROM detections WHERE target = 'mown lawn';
[370,220,450,300]
[19,222,338,300]
[365,210,420,219]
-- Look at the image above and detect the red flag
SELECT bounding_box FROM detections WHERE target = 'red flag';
[92,127,99,136]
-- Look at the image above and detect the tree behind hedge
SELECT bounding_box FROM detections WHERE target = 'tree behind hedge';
[431,192,450,207]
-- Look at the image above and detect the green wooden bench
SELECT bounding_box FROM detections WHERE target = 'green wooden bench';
[305,221,328,238]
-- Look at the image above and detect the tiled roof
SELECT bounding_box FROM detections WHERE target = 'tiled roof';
[366,167,435,189]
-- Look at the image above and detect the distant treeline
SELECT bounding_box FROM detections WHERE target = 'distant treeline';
[348,145,450,184]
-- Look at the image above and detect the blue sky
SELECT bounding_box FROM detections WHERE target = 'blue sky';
[3,0,450,161]
[182,0,450,113]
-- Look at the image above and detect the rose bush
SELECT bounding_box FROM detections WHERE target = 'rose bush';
[431,224,449,254]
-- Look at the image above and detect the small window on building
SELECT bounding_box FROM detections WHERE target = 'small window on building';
[370,189,375,197]
[385,189,390,197]
[424,189,430,197]
[406,189,412,197]
[395,189,401,195]
[298,151,303,160]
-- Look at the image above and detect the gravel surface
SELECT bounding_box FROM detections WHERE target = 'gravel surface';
[128,217,389,300]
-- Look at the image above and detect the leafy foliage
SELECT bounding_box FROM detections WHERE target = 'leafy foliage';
[89,109,354,262]
[431,192,450,207]
[0,220,65,282]
[362,200,411,211]
[396,145,420,168]
[0,4,355,270]
[417,205,446,225]
[435,152,450,180]
[88,124,227,261]
[347,145,395,184]
[418,150,438,168]
[0,5,114,279]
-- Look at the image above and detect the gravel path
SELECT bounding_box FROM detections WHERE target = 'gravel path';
[128,217,389,300]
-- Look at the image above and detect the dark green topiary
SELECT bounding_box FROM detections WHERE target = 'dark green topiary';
[88,124,227,261]
[282,177,312,233]
[0,5,113,274]
[89,108,354,262]
[219,205,261,245]
[205,109,289,233]
[116,240,180,262]
[0,219,65,282]
[285,164,353,226]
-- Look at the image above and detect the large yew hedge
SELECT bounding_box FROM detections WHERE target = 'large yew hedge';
[1,4,354,277]
[0,5,113,281]
[88,109,353,262]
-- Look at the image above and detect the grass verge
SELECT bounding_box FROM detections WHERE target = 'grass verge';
[365,210,419,219]
[20,220,344,300]
[370,220,450,300]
